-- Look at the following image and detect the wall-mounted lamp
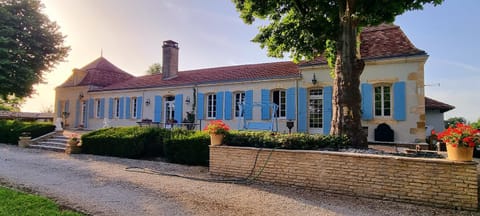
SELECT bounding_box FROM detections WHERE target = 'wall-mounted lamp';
[311,73,317,85]
[79,92,84,100]
[185,96,191,105]
[145,98,151,106]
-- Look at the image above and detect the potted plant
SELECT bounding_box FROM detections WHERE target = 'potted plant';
[204,120,230,146]
[66,133,81,154]
[436,123,480,161]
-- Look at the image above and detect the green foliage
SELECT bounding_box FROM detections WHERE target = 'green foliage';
[80,127,195,158]
[232,0,443,62]
[164,131,210,166]
[471,119,480,130]
[81,127,144,158]
[0,186,83,215]
[0,96,23,111]
[224,131,350,150]
[146,63,162,75]
[444,117,467,129]
[0,120,55,144]
[0,0,70,99]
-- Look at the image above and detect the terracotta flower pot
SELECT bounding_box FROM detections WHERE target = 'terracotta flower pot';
[446,144,474,161]
[210,134,224,146]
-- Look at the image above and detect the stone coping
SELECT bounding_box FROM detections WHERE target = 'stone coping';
[211,145,478,165]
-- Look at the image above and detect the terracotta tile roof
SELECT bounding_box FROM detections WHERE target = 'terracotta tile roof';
[300,24,426,66]
[83,24,424,91]
[425,97,455,113]
[99,61,300,91]
[58,57,134,88]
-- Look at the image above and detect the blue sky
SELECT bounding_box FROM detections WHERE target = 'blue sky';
[24,0,479,122]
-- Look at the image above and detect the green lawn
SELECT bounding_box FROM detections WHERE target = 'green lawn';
[0,186,83,216]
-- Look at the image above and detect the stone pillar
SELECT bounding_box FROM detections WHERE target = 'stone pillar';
[18,136,31,148]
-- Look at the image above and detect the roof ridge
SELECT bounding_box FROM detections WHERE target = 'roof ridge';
[362,24,399,33]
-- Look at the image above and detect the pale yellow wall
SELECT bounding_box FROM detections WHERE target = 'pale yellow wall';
[54,86,90,128]
[300,56,427,142]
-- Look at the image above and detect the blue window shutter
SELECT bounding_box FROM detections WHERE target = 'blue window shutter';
[65,100,69,113]
[393,81,407,121]
[125,97,131,119]
[197,93,204,120]
[216,92,224,120]
[119,97,125,119]
[361,83,373,120]
[100,98,105,119]
[56,101,62,117]
[175,94,183,123]
[75,99,80,127]
[88,98,94,119]
[136,96,143,119]
[154,95,162,122]
[261,89,270,120]
[286,87,296,120]
[323,86,333,134]
[84,100,89,128]
[297,88,307,132]
[108,98,113,119]
[245,90,253,120]
[224,91,232,120]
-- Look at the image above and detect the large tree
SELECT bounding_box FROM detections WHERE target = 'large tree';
[0,0,69,100]
[233,0,443,148]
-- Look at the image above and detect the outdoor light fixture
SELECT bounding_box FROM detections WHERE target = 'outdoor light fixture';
[311,73,317,85]
[145,98,151,106]
[185,96,191,105]
[79,92,84,100]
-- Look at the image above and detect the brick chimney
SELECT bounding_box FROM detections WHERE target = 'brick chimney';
[162,40,179,80]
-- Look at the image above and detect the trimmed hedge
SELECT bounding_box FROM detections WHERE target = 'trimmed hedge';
[164,131,210,166]
[81,127,193,158]
[81,127,168,158]
[0,120,56,144]
[224,131,350,150]
[80,127,349,166]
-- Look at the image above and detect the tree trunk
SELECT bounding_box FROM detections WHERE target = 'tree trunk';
[330,0,367,148]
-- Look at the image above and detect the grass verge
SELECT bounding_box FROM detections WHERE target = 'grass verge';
[0,186,84,216]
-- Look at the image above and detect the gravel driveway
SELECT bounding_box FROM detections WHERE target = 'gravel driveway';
[0,143,477,216]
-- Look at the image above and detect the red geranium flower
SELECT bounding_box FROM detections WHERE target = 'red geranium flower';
[436,123,480,148]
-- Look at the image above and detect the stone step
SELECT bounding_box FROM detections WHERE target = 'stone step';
[36,141,68,148]
[49,138,69,142]
[52,136,69,140]
[29,144,66,152]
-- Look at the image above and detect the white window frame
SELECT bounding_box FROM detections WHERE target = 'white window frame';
[95,99,101,119]
[114,98,120,118]
[131,97,137,119]
[234,92,245,118]
[374,85,392,117]
[207,94,216,119]
[272,89,286,118]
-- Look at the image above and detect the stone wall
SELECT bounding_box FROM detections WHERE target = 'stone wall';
[210,146,478,210]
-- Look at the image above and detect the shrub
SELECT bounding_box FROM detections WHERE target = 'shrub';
[80,127,194,158]
[0,120,55,144]
[224,130,350,150]
[164,131,210,166]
